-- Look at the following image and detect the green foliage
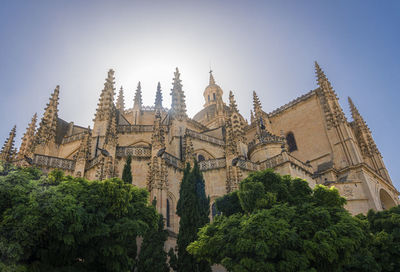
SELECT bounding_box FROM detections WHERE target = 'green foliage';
[122,155,133,184]
[0,167,158,272]
[366,206,400,271]
[215,191,243,217]
[137,214,169,272]
[188,169,369,272]
[168,248,178,271]
[176,162,211,272]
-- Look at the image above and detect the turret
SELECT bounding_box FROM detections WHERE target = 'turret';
[17,113,37,159]
[0,125,17,162]
[203,70,224,108]
[35,86,60,146]
[170,68,187,121]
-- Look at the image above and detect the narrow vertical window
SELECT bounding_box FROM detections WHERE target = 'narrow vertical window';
[286,132,298,152]
[213,93,216,100]
[208,95,210,101]
[166,199,170,227]
[211,203,221,218]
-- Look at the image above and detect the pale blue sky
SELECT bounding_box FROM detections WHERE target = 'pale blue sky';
[0,0,399,188]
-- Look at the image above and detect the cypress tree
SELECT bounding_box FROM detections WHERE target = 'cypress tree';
[122,155,132,184]
[176,161,211,272]
[137,214,169,272]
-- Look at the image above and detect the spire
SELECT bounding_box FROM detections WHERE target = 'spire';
[348,97,378,155]
[253,91,263,118]
[250,110,255,123]
[36,85,60,145]
[116,86,125,111]
[170,67,187,120]
[94,69,115,122]
[154,82,163,109]
[314,61,334,93]
[229,91,238,112]
[0,125,16,162]
[18,113,37,159]
[209,70,216,85]
[314,62,346,128]
[133,81,142,109]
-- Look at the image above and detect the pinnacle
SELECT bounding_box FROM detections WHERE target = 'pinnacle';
[155,82,163,109]
[229,91,238,112]
[253,91,262,111]
[116,86,125,111]
[209,70,216,85]
[134,81,143,108]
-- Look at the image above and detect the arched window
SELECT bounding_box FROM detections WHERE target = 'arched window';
[166,199,170,227]
[213,93,216,100]
[197,154,205,162]
[211,203,221,218]
[286,132,298,152]
[208,95,210,102]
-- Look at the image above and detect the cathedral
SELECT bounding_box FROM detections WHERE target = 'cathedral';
[1,62,399,239]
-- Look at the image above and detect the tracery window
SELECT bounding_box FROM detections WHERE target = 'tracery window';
[286,132,298,152]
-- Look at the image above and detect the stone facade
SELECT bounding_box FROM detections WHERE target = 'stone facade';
[2,63,399,248]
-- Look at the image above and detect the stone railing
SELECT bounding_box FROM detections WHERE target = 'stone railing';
[33,154,75,171]
[286,154,313,173]
[199,158,226,171]
[259,152,313,174]
[236,159,259,171]
[186,129,224,146]
[162,152,182,169]
[61,132,87,144]
[116,146,151,158]
[117,125,154,133]
[259,154,286,170]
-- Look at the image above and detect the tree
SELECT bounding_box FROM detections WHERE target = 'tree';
[137,212,169,271]
[122,155,132,184]
[0,167,158,272]
[188,169,368,272]
[366,206,400,272]
[176,162,211,272]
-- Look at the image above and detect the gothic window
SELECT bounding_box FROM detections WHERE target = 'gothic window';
[213,93,216,100]
[197,154,205,162]
[166,199,170,227]
[211,203,221,218]
[286,132,298,152]
[208,95,210,102]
